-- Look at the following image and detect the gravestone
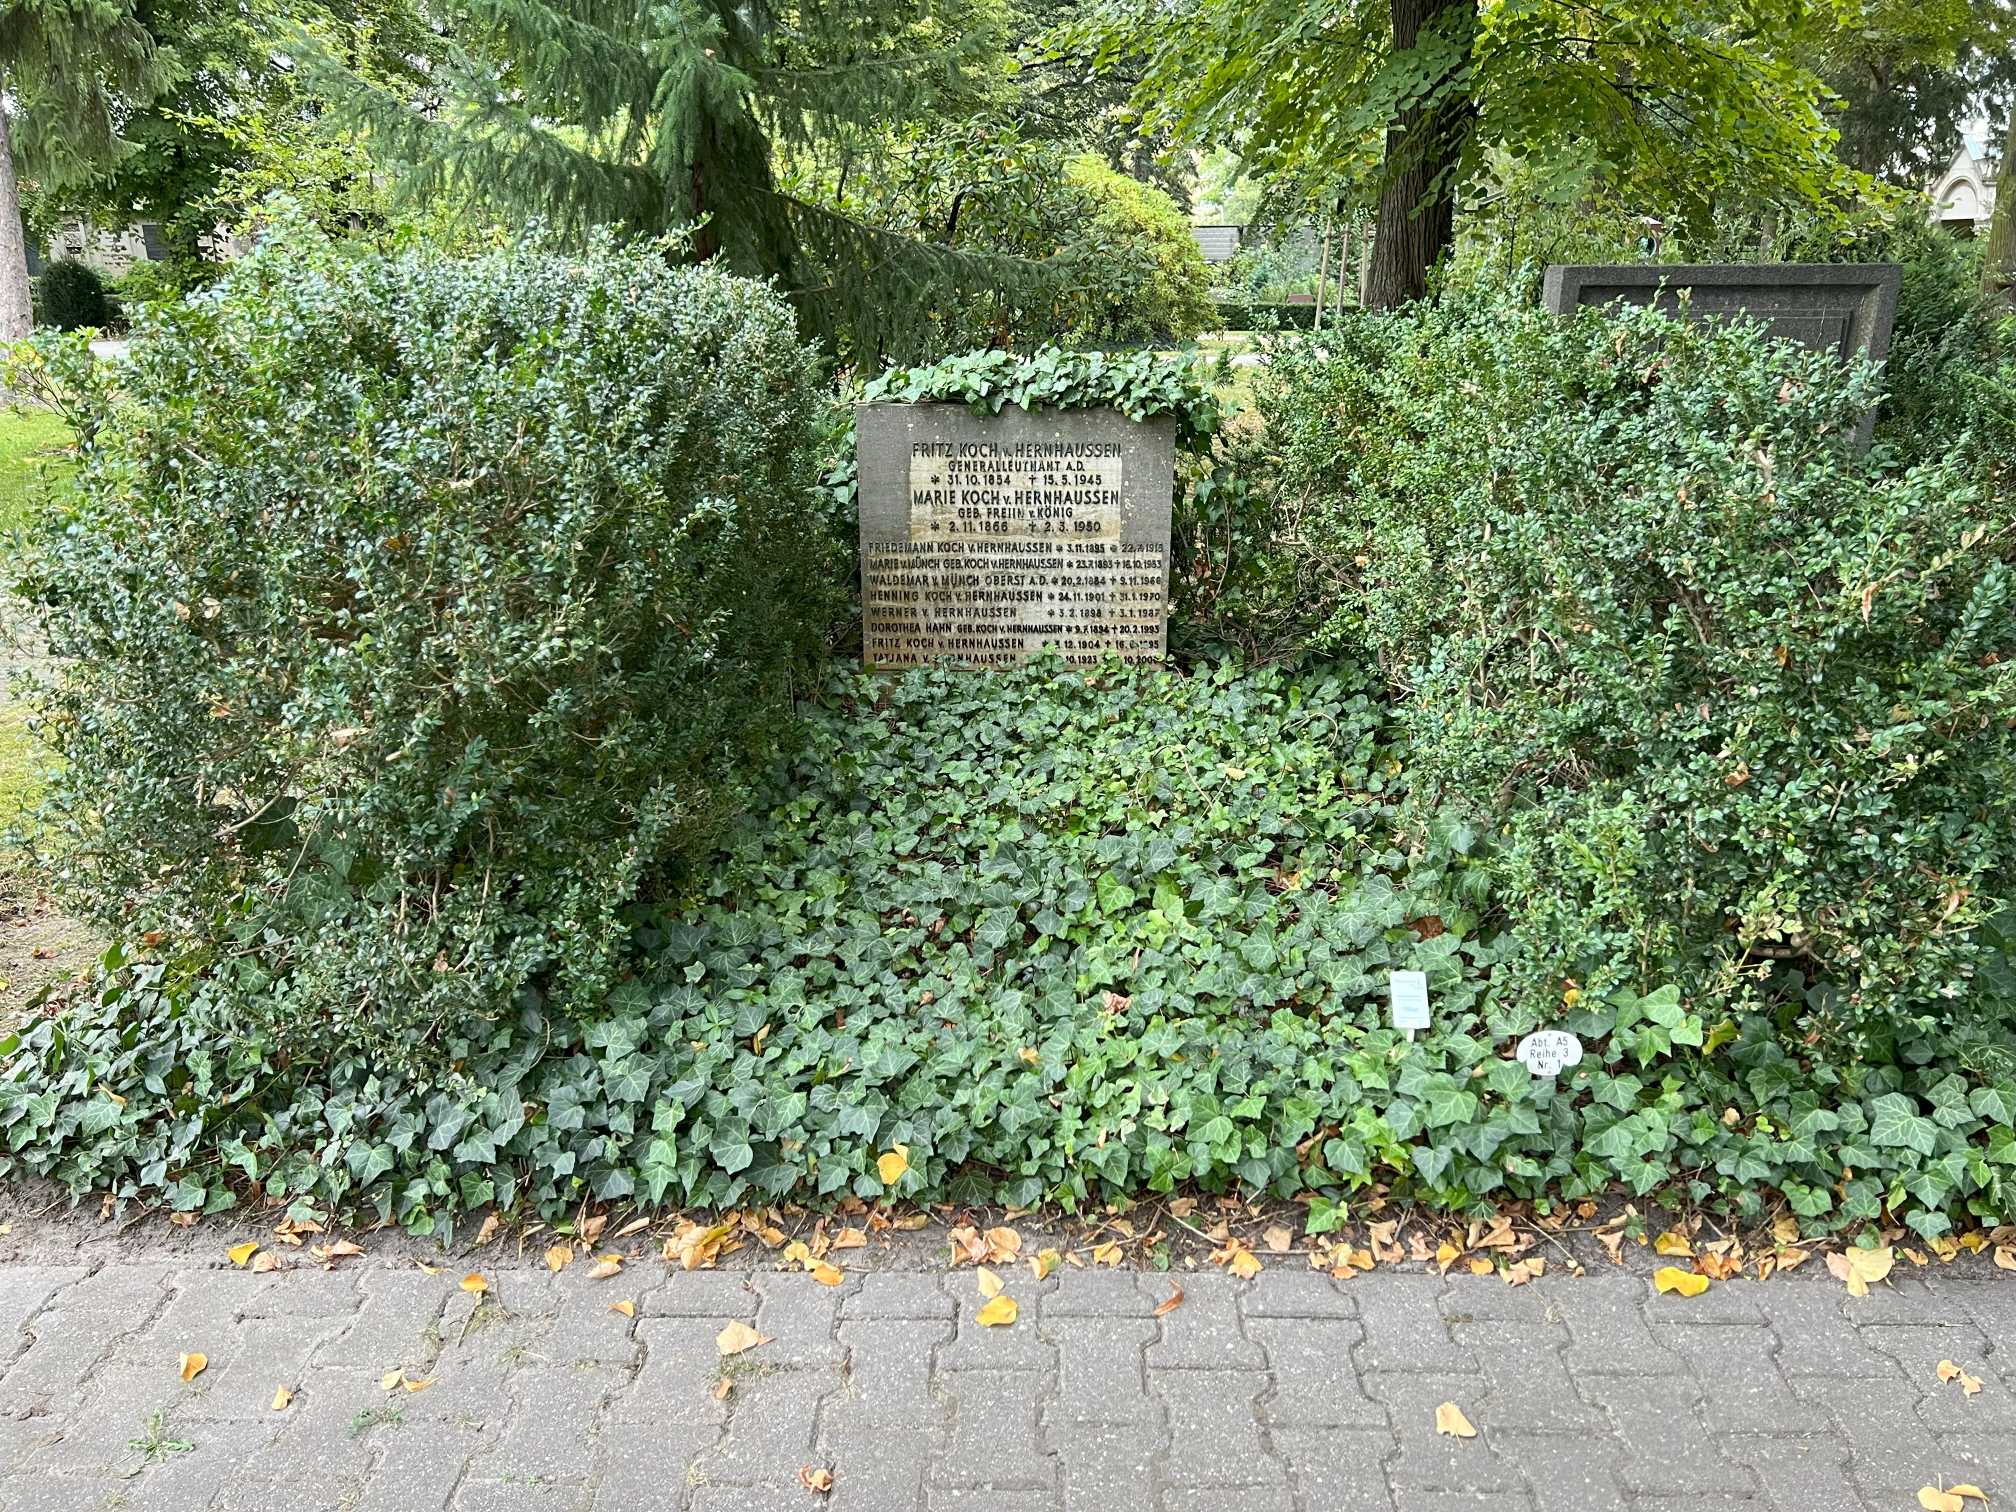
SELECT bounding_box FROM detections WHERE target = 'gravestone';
[855,402,1175,669]
[1542,262,1901,443]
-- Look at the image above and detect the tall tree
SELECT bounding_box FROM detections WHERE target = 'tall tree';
[0,0,162,336]
[322,0,1056,361]
[1073,0,1862,307]
[1818,0,2016,184]
[1987,107,2016,303]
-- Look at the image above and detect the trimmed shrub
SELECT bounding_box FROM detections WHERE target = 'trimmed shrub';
[1265,295,2016,1039]
[34,258,112,330]
[8,225,843,1077]
[1061,154,1215,346]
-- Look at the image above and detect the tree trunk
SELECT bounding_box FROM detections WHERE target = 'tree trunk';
[1985,110,2016,307]
[1363,0,1478,310]
[0,100,34,341]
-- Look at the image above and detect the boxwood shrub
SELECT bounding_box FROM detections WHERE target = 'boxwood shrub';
[7,224,844,1075]
[1265,295,2016,1041]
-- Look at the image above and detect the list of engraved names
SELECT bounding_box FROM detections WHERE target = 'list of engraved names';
[863,435,1168,667]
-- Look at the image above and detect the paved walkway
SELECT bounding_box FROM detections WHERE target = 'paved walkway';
[0,1258,2011,1510]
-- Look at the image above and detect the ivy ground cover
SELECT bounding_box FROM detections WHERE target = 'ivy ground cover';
[3,657,2013,1239]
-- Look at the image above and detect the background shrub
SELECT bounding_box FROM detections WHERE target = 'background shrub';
[9,224,843,1077]
[1264,295,2016,1038]
[34,258,113,330]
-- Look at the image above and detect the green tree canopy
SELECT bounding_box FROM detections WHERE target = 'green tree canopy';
[1070,0,1868,306]
[322,0,1073,362]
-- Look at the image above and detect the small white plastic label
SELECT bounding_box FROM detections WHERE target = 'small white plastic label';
[1389,971,1430,1032]
[1516,1029,1584,1078]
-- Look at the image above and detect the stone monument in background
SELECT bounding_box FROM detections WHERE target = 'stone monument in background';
[855,404,1176,669]
[1543,262,1901,443]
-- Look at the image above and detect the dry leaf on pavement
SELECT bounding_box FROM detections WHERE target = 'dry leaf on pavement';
[976,1294,1019,1327]
[460,1273,488,1295]
[976,1267,1005,1299]
[715,1321,772,1357]
[1434,1402,1477,1438]
[800,1466,835,1495]
[227,1242,259,1267]
[545,1244,574,1273]
[610,1299,636,1318]
[178,1352,207,1382]
[1154,1286,1185,1318]
[1653,1266,1709,1297]
[270,1385,293,1411]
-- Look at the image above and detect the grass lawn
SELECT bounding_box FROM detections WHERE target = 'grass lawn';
[0,407,73,536]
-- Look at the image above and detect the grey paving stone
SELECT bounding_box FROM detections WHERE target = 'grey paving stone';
[831,1318,953,1427]
[1846,1277,1987,1328]
[1557,1275,1687,1376]
[1486,1429,1625,1512]
[842,1272,955,1321]
[1055,1422,1159,1512]
[1154,1371,1280,1488]
[1043,1270,1153,1318]
[1383,1492,1534,1511]
[1721,1433,1868,1512]
[453,1480,592,1512]
[1455,1321,1604,1434]
[1245,1316,1384,1429]
[1793,1372,1948,1495]
[691,1365,837,1488]
[1588,1376,1755,1497]
[241,1267,364,1319]
[484,1364,620,1483]
[932,1370,1053,1491]
[1144,1275,1264,1371]
[611,1317,734,1428]
[1354,1274,1472,1375]
[1652,1323,1832,1434]
[645,1271,761,1318]
[592,1422,721,1511]
[1162,1487,1291,1511]
[1767,1288,1906,1380]
[928,1491,1057,1512]
[1270,1425,1395,1511]
[754,1273,846,1369]
[1365,1371,1524,1494]
[1441,1273,1571,1323]
[939,1276,1057,1371]
[1042,1315,1158,1428]
[1939,1430,2016,1500]
[821,1422,931,1512]
[1642,1276,1768,1325]
[1238,1268,1357,1318]
[357,1419,490,1512]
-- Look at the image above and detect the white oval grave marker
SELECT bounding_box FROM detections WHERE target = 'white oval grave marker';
[1516,1029,1583,1078]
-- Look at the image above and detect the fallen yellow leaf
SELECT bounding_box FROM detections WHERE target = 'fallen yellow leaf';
[809,1261,844,1286]
[270,1384,293,1411]
[227,1241,259,1268]
[251,1252,281,1274]
[1434,1241,1462,1276]
[1262,1225,1294,1255]
[380,1370,404,1391]
[609,1299,636,1318]
[1434,1401,1477,1438]
[1940,1359,1964,1382]
[715,1320,771,1357]
[1828,1244,1895,1297]
[401,1377,434,1394]
[1653,1266,1710,1297]
[976,1294,1018,1328]
[800,1465,835,1495]
[1923,1489,1963,1512]
[1653,1230,1694,1258]
[178,1352,207,1382]
[1091,1241,1123,1267]
[1029,1248,1060,1281]
[877,1145,910,1185]
[976,1267,1005,1299]
[459,1273,488,1295]
[545,1244,574,1273]
[586,1258,622,1281]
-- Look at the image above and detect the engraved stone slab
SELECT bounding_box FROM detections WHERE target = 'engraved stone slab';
[1542,262,1900,443]
[856,402,1175,668]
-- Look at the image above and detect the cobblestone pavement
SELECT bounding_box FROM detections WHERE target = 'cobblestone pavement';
[1,1258,2013,1511]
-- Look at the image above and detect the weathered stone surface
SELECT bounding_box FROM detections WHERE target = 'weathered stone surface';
[856,403,1175,669]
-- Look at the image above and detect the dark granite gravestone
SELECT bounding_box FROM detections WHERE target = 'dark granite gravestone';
[855,403,1175,669]
[1543,262,1901,442]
